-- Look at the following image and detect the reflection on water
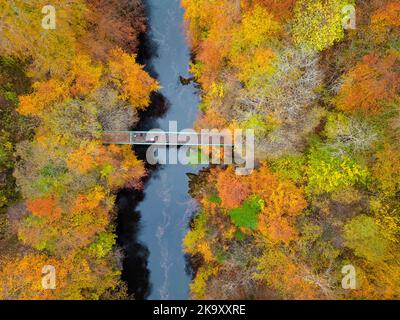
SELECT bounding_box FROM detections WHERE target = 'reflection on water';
[116,0,203,300]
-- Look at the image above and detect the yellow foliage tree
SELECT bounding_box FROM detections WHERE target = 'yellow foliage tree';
[108,48,159,109]
[293,0,350,51]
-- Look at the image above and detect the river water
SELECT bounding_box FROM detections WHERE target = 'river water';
[117,0,202,300]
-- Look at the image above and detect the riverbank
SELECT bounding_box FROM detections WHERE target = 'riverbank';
[180,0,400,299]
[0,0,155,299]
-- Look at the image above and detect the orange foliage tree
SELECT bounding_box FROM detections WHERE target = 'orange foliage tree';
[335,52,400,115]
[26,195,62,220]
[370,1,400,44]
[248,165,307,243]
[18,79,67,117]
[216,164,307,243]
[216,167,252,209]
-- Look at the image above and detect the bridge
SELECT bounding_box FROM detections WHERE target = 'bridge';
[102,131,235,147]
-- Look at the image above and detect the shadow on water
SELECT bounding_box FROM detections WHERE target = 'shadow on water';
[115,0,169,299]
[116,190,150,300]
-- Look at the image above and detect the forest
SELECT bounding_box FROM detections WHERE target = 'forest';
[0,0,157,299]
[182,0,400,299]
[0,0,399,300]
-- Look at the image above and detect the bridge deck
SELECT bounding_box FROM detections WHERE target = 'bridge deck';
[102,131,234,146]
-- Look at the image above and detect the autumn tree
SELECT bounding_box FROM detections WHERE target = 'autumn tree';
[0,0,154,301]
[255,244,320,299]
[0,251,122,299]
[108,48,159,109]
[306,142,369,194]
[248,165,307,243]
[372,144,400,197]
[231,4,281,50]
[293,0,351,51]
[26,195,62,220]
[183,0,239,88]
[344,215,389,262]
[216,167,252,209]
[335,52,400,115]
[18,193,110,254]
[229,5,280,87]
[18,79,67,117]
[82,0,146,60]
[217,164,307,243]
[229,46,323,157]
[0,253,63,300]
[370,1,400,44]
[323,112,379,155]
[182,0,400,300]
[242,0,296,21]
[0,0,87,76]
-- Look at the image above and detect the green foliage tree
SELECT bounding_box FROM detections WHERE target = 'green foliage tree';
[228,195,264,230]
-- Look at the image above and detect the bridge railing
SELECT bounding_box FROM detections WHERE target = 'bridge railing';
[102,131,235,146]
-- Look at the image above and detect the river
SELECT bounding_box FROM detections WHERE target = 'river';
[116,0,203,300]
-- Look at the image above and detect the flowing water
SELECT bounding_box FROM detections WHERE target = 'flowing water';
[117,0,203,300]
